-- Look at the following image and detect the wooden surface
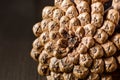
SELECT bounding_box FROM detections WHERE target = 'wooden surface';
[0,0,119,80]
[0,0,47,80]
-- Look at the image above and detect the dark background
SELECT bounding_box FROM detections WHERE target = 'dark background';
[0,0,120,80]
[0,0,54,80]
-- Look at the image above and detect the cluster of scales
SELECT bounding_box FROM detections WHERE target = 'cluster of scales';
[31,0,120,80]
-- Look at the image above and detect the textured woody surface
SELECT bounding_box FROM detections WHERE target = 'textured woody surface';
[31,0,120,80]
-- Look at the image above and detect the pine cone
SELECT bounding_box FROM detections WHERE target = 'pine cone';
[31,0,120,80]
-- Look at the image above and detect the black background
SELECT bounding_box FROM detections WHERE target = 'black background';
[0,0,120,80]
[0,0,54,80]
